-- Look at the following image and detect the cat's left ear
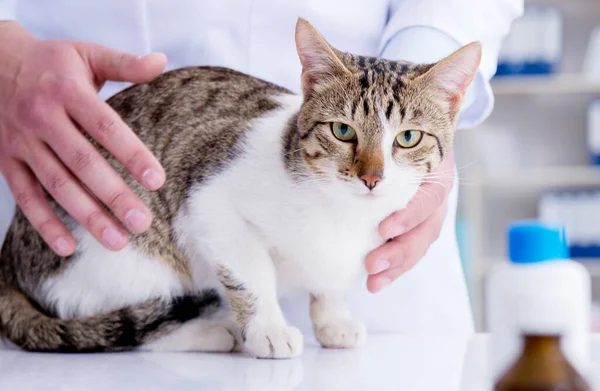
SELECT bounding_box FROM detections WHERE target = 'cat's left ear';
[295,18,351,95]
[414,42,482,111]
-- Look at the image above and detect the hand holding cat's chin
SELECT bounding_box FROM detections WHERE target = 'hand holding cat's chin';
[364,150,456,293]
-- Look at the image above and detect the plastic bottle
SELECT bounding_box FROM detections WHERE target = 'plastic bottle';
[487,221,592,388]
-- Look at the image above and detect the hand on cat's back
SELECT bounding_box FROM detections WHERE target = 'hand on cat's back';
[365,150,455,293]
[0,21,167,256]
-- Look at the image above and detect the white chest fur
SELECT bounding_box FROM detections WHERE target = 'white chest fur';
[265,201,386,295]
[183,94,413,298]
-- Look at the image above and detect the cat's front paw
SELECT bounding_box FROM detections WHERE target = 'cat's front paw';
[314,318,366,349]
[244,324,304,359]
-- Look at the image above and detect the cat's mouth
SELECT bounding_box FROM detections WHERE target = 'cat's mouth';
[361,191,380,198]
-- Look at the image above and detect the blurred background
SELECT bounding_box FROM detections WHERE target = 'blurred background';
[454,0,600,331]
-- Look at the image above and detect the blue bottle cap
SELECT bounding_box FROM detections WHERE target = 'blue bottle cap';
[508,220,568,264]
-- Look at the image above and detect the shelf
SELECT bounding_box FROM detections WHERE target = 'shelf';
[526,0,599,4]
[479,257,600,277]
[474,166,600,188]
[491,74,600,96]
[525,0,600,9]
[578,259,600,276]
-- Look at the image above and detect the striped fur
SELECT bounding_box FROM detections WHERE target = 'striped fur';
[0,285,220,352]
[0,18,480,356]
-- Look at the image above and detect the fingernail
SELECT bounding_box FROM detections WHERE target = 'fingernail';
[139,52,166,61]
[383,224,406,240]
[125,209,149,232]
[102,227,125,249]
[371,259,390,275]
[54,238,71,255]
[142,169,163,190]
[377,277,392,292]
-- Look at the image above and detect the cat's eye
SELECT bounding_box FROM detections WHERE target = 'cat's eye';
[331,123,357,142]
[395,130,423,148]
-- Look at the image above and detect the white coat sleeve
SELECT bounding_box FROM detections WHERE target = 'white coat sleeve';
[379,0,524,128]
[0,0,16,20]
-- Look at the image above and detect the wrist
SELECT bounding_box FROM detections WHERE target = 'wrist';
[0,21,36,44]
[0,21,37,78]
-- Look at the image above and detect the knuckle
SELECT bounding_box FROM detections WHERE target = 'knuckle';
[46,172,68,194]
[14,190,34,210]
[1,132,26,156]
[71,149,93,172]
[125,149,143,169]
[107,191,126,210]
[92,117,117,138]
[54,78,79,102]
[390,241,406,263]
[116,52,129,77]
[15,94,51,128]
[40,40,71,60]
[57,79,79,101]
[36,218,58,239]
[403,249,420,269]
[37,72,62,97]
[37,72,79,103]
[84,210,104,230]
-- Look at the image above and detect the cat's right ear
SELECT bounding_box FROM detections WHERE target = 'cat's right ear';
[413,42,482,115]
[295,18,351,95]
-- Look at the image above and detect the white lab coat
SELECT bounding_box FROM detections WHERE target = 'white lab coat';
[0,0,523,334]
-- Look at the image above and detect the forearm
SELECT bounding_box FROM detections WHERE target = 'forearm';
[0,21,37,87]
[380,0,524,128]
[381,0,523,78]
[380,26,485,128]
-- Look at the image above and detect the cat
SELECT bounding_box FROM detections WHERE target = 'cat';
[0,18,480,358]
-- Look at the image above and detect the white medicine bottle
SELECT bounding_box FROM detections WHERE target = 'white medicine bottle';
[486,220,592,385]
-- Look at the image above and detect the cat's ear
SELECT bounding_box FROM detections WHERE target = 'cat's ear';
[414,42,482,110]
[295,18,351,94]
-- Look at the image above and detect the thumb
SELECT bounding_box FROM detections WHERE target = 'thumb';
[75,42,167,86]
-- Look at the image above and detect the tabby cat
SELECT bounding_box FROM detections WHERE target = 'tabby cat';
[0,18,480,358]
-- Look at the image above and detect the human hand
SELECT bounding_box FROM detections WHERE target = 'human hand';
[365,150,456,293]
[0,22,167,256]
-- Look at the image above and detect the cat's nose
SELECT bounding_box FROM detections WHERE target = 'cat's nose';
[360,174,382,190]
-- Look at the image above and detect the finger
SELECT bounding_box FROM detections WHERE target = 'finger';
[66,87,166,191]
[366,200,448,293]
[379,151,455,240]
[74,42,167,84]
[0,157,75,256]
[24,140,128,251]
[42,112,153,233]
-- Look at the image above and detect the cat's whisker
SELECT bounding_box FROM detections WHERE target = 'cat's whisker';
[290,178,331,188]
[423,171,473,182]
[423,170,457,177]
[284,147,309,157]
[455,160,478,171]
[415,178,478,189]
[422,177,477,187]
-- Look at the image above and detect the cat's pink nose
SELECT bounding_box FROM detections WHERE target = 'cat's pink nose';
[360,174,381,191]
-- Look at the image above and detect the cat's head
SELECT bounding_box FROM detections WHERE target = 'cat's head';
[289,18,480,201]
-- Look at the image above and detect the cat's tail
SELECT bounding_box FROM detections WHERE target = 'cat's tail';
[0,286,221,352]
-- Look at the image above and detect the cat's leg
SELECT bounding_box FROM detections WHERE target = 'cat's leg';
[141,311,239,353]
[309,293,366,349]
[212,239,303,359]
